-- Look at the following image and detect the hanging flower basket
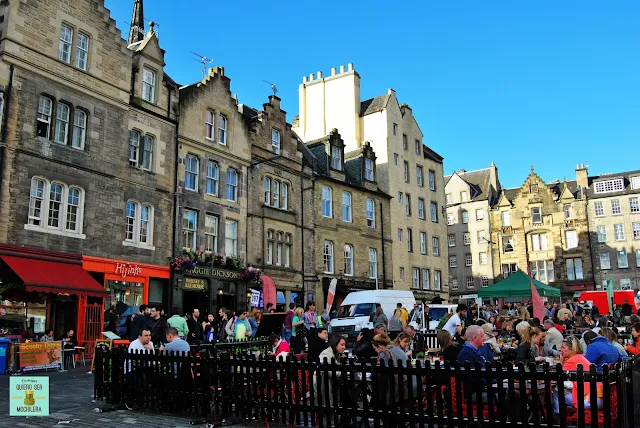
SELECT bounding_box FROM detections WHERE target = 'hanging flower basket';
[170,249,244,272]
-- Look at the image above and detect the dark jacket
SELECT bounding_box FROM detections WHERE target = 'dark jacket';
[307,334,329,361]
[129,313,149,341]
[148,316,168,347]
[442,344,461,365]
[516,342,538,365]
[187,316,203,344]
[352,340,377,360]
[457,343,486,368]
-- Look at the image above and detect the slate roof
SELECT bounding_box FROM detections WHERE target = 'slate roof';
[305,138,389,198]
[423,145,444,164]
[445,168,498,203]
[547,180,579,199]
[360,94,391,116]
[586,170,640,199]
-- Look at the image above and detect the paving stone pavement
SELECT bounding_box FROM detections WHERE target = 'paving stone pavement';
[0,367,259,427]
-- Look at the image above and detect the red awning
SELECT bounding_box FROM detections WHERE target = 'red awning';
[1,255,107,297]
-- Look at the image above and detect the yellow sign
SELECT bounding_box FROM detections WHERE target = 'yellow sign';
[184,278,206,290]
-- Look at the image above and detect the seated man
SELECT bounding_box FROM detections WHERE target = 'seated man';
[307,327,329,361]
[584,330,620,368]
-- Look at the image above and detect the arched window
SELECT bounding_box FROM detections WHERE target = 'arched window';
[185,154,199,191]
[54,103,70,144]
[266,229,275,265]
[218,114,227,145]
[285,234,292,267]
[226,168,237,201]
[72,109,87,149]
[205,109,215,140]
[264,177,271,205]
[142,135,153,171]
[124,200,154,247]
[37,96,53,138]
[26,177,85,236]
[206,161,219,195]
[125,201,136,241]
[129,130,140,167]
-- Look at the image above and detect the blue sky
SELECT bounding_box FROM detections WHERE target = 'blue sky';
[105,1,640,188]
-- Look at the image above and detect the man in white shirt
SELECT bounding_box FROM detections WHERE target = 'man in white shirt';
[128,329,154,353]
[443,304,467,337]
[543,319,563,350]
[125,329,154,410]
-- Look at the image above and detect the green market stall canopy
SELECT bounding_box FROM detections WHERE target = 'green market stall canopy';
[478,270,561,299]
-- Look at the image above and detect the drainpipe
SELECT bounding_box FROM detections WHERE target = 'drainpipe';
[583,190,596,291]
[0,65,14,205]
[169,95,180,311]
[380,201,387,289]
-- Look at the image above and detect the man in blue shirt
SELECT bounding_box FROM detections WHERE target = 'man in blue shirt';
[161,327,190,353]
[584,330,620,369]
[457,325,487,368]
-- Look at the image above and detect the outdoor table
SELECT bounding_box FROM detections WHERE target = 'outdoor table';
[74,346,86,366]
[60,346,76,371]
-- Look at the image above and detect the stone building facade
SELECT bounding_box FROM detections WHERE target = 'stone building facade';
[305,130,393,309]
[445,164,501,302]
[242,95,315,308]
[0,0,177,340]
[489,167,594,297]
[293,64,448,302]
[173,66,251,315]
[583,167,640,291]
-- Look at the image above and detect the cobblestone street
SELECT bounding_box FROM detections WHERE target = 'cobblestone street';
[0,367,257,428]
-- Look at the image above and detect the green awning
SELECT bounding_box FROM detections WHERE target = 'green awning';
[478,270,561,298]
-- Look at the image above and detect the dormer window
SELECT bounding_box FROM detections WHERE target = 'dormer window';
[331,145,342,171]
[530,184,538,193]
[141,67,156,103]
[365,158,374,181]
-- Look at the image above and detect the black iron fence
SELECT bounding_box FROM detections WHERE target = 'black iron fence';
[94,348,637,428]
[192,337,271,356]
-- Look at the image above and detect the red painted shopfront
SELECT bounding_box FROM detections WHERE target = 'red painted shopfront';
[0,244,107,345]
[81,256,169,344]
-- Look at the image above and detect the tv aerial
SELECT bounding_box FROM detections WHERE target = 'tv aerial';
[264,80,278,96]
[191,51,214,79]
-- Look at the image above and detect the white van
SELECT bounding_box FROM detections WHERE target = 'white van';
[408,304,457,332]
[329,290,415,343]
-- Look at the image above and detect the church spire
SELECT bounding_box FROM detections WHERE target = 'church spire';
[127,0,145,46]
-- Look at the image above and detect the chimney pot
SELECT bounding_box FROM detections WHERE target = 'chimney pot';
[339,65,345,73]
[303,76,308,83]
[331,68,336,76]
[309,73,314,81]
[317,71,322,79]
[347,63,353,71]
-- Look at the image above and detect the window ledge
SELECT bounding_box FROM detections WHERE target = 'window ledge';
[24,224,86,239]
[122,241,156,251]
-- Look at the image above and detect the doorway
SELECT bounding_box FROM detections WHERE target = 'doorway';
[216,294,235,314]
[182,291,209,318]
[49,298,77,339]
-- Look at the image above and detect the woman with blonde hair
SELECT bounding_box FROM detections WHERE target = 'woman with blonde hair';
[552,336,598,415]
[387,307,405,339]
[290,307,305,354]
[518,305,531,320]
[392,332,413,354]
[516,326,543,365]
